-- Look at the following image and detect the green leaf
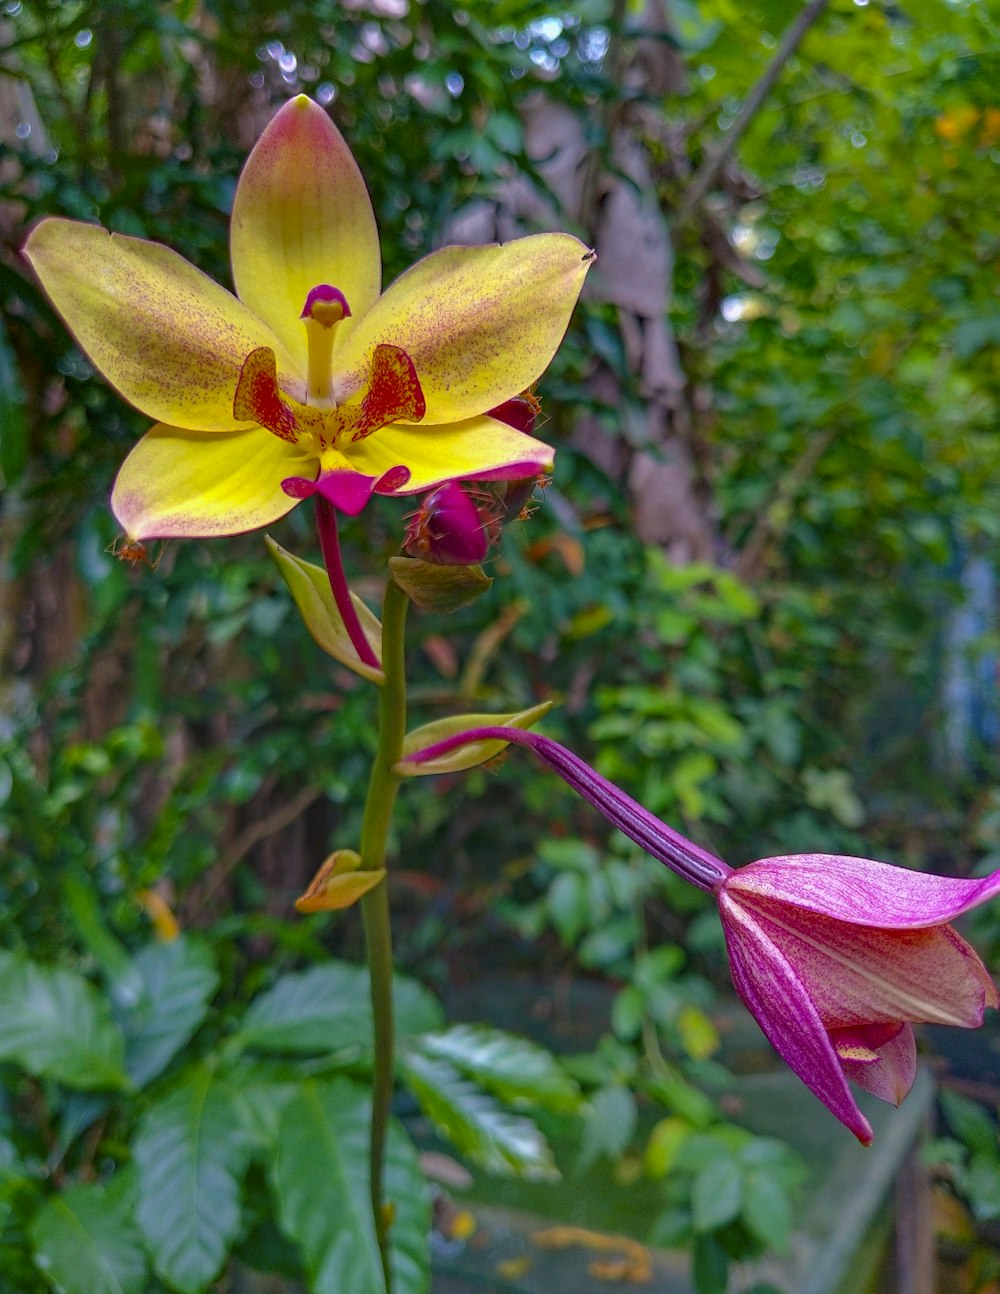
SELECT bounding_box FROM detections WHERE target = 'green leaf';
[133,1066,250,1294]
[116,937,219,1088]
[940,1088,997,1156]
[394,975,446,1037]
[272,1078,430,1294]
[234,963,374,1056]
[400,1050,558,1181]
[0,952,128,1090]
[742,1169,792,1252]
[265,536,384,683]
[30,1184,148,1294]
[417,1024,580,1112]
[396,702,552,776]
[233,963,442,1056]
[692,1154,743,1232]
[579,1084,637,1167]
[388,555,493,613]
[692,1233,729,1294]
[548,870,588,945]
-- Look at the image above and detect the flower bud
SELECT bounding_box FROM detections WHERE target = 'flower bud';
[403,481,499,566]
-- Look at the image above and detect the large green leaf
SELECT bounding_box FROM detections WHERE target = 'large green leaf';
[30,1183,148,1294]
[400,1050,557,1181]
[116,937,219,1088]
[233,964,375,1056]
[133,1066,250,1294]
[233,963,444,1057]
[416,1025,580,1111]
[0,952,127,1090]
[272,1078,430,1294]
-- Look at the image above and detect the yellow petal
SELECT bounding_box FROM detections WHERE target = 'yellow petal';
[334,235,594,423]
[346,415,554,493]
[23,219,302,429]
[230,95,381,365]
[112,423,304,539]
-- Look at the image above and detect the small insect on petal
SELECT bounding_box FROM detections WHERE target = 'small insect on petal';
[107,535,164,570]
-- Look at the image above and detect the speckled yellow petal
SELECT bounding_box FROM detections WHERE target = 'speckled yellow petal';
[24,218,303,430]
[112,423,306,539]
[334,235,593,424]
[345,415,554,493]
[230,95,381,365]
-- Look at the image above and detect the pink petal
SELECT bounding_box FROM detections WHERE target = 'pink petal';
[725,889,997,1028]
[282,465,410,515]
[717,891,874,1144]
[728,854,1000,928]
[834,1023,917,1106]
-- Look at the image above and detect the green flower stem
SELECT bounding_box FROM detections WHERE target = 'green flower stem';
[358,576,409,1293]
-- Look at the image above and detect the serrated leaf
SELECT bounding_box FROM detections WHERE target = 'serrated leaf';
[417,1025,579,1111]
[400,1050,557,1181]
[692,1154,743,1232]
[396,702,552,776]
[30,1184,148,1294]
[266,536,384,683]
[233,963,443,1056]
[0,952,127,1090]
[272,1078,430,1294]
[116,937,219,1088]
[133,1067,250,1294]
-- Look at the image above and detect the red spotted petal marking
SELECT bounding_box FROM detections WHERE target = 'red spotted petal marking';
[234,347,300,442]
[353,344,426,442]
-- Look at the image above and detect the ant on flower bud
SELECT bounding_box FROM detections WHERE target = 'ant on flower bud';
[403,481,502,566]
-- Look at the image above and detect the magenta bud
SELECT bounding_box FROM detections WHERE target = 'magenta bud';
[488,392,541,435]
[403,482,496,566]
[300,284,352,322]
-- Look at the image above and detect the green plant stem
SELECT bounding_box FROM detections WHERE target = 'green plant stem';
[358,577,409,1294]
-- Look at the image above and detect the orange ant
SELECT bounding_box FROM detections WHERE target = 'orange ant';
[106,535,165,571]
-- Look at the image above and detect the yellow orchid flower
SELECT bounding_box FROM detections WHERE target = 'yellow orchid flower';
[23,95,594,540]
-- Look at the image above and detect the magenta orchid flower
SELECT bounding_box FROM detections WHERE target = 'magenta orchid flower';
[22,95,593,538]
[399,726,1000,1144]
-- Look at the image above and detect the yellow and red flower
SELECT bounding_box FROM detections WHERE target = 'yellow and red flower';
[24,95,593,538]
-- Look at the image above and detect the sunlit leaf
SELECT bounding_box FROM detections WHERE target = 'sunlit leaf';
[133,1067,250,1294]
[0,952,127,1091]
[272,1078,430,1294]
[30,1184,147,1294]
[400,1049,558,1180]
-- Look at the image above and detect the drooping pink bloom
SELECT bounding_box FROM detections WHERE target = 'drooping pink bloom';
[398,726,1000,1143]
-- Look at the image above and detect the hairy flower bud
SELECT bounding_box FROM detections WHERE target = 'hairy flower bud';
[403,481,501,566]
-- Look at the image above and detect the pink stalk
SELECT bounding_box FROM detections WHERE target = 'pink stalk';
[314,496,381,671]
[408,726,730,892]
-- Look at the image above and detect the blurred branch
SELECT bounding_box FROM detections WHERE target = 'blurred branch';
[195,782,324,912]
[673,0,829,232]
[734,425,836,581]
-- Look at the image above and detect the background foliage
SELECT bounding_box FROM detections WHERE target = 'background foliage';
[1,1,998,1291]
